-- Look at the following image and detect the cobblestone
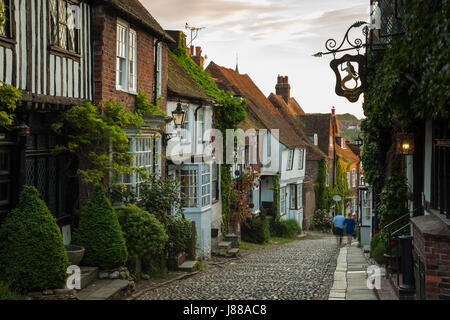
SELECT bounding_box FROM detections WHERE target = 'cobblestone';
[138,234,339,300]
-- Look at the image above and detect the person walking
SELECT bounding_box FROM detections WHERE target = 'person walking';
[333,213,345,246]
[344,214,356,247]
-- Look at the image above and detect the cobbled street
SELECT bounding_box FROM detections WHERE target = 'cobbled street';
[138,234,339,300]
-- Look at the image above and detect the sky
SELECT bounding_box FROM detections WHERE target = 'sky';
[142,0,370,119]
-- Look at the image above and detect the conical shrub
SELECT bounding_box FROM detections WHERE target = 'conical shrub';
[0,186,70,293]
[72,184,128,269]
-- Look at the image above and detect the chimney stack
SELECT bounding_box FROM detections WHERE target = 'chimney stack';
[331,106,335,115]
[190,46,205,69]
[275,75,290,103]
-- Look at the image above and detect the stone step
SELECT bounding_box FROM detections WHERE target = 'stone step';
[227,248,239,257]
[178,260,198,273]
[218,241,232,249]
[80,267,99,290]
[78,279,129,300]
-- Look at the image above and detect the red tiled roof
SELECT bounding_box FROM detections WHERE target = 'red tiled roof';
[268,93,326,161]
[336,143,359,164]
[206,62,307,149]
[269,94,306,116]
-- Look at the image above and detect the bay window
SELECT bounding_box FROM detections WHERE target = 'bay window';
[116,22,137,92]
[180,167,198,208]
[118,135,160,199]
[178,164,212,209]
[201,165,211,207]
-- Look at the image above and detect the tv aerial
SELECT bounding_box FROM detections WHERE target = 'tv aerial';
[185,23,205,47]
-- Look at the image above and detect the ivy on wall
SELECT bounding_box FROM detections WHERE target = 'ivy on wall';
[315,159,330,210]
[331,159,352,215]
[171,32,248,234]
[361,0,449,229]
[272,176,280,222]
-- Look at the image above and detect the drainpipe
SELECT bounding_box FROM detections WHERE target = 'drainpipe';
[194,102,204,158]
[153,39,161,105]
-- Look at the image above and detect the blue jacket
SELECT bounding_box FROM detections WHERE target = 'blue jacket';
[344,218,356,235]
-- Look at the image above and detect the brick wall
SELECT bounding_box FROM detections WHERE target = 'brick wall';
[91,5,168,112]
[412,214,450,300]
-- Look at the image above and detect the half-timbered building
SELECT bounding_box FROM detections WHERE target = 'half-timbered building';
[0,0,93,244]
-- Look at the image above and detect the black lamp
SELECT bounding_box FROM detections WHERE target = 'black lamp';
[172,100,186,129]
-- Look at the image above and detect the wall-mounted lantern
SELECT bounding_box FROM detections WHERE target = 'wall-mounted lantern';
[15,123,31,137]
[172,100,186,129]
[396,133,414,155]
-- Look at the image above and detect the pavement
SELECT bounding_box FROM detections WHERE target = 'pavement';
[137,233,339,300]
[328,240,378,300]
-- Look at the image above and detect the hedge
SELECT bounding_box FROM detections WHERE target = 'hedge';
[241,216,270,244]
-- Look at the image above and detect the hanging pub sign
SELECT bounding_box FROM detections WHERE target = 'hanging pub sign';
[330,54,367,103]
[313,21,370,103]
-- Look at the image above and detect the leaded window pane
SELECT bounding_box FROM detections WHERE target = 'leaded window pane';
[58,0,67,49]
[181,168,198,208]
[50,0,58,46]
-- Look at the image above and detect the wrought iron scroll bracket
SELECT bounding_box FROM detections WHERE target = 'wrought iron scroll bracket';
[313,21,369,58]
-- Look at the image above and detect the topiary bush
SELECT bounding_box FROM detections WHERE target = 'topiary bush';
[241,216,270,244]
[0,186,69,293]
[165,216,193,258]
[117,204,168,265]
[72,184,128,269]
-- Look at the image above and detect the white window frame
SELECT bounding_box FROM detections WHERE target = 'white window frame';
[298,148,304,170]
[352,168,357,188]
[347,171,351,188]
[286,149,294,171]
[118,135,155,199]
[155,40,162,98]
[201,164,211,207]
[297,183,303,209]
[289,184,297,209]
[116,20,137,93]
[280,186,286,215]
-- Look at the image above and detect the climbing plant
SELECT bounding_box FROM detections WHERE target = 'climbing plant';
[315,159,330,210]
[229,168,259,225]
[330,159,352,215]
[171,31,248,234]
[361,0,449,202]
[0,6,21,127]
[272,176,280,221]
[52,100,144,189]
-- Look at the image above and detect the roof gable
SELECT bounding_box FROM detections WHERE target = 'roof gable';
[206,62,307,148]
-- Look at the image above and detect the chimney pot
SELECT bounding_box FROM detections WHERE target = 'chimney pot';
[331,107,335,115]
[196,46,201,56]
[275,75,291,103]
